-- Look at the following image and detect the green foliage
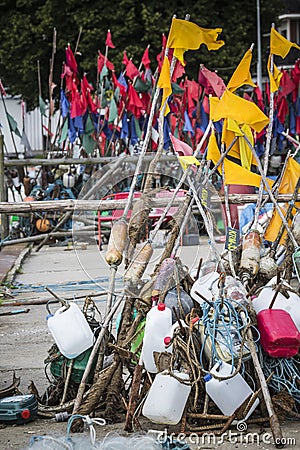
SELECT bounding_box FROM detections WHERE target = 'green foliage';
[0,0,284,109]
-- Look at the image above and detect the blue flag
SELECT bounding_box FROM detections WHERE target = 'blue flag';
[60,89,70,118]
[183,110,194,136]
[121,112,129,139]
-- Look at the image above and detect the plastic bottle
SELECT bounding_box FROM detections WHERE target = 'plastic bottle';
[225,276,248,307]
[204,360,259,419]
[256,309,300,358]
[164,288,194,323]
[252,276,300,331]
[190,271,219,305]
[152,258,176,297]
[47,302,94,359]
[140,304,172,373]
[142,370,191,424]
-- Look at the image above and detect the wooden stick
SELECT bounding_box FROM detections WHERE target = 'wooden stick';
[240,311,284,447]
[124,363,144,431]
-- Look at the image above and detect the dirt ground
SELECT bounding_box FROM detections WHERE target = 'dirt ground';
[0,243,299,449]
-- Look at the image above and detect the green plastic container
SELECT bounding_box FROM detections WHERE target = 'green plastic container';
[50,348,95,383]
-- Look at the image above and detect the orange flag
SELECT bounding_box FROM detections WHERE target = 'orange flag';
[157,56,172,115]
[270,28,300,58]
[227,49,256,92]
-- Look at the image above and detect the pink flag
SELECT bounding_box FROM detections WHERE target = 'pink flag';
[170,133,193,156]
[198,64,226,98]
[105,29,115,48]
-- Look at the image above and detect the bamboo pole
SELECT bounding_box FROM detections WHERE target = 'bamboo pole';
[37,60,45,155]
[240,310,284,448]
[1,193,300,215]
[3,154,178,167]
[45,28,57,154]
[0,133,9,240]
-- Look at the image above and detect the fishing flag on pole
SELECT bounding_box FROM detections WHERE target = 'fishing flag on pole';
[105,29,115,48]
[141,46,151,69]
[209,90,269,133]
[170,133,193,156]
[270,28,300,58]
[227,49,256,92]
[267,55,283,93]
[157,56,172,115]
[65,44,78,73]
[6,112,21,138]
[166,18,224,65]
[207,131,273,188]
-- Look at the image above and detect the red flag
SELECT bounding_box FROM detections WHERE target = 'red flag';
[254,86,265,111]
[280,69,295,96]
[86,91,97,113]
[156,33,167,71]
[277,96,289,124]
[141,46,151,69]
[98,52,115,73]
[122,50,130,65]
[65,44,78,73]
[71,89,84,118]
[170,133,193,156]
[106,58,115,72]
[126,84,143,118]
[105,29,115,48]
[0,79,6,96]
[172,60,185,81]
[98,51,105,74]
[82,74,93,92]
[125,60,140,80]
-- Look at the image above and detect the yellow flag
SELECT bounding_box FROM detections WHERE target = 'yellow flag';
[264,158,300,243]
[227,49,257,92]
[267,55,283,93]
[178,155,200,170]
[270,28,300,58]
[157,56,172,115]
[264,204,289,244]
[278,157,300,195]
[166,18,224,64]
[207,131,273,188]
[210,89,269,133]
[221,119,257,169]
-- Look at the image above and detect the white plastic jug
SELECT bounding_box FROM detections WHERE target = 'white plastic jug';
[47,302,94,359]
[142,370,191,424]
[141,304,172,373]
[252,276,300,331]
[190,271,220,305]
[204,361,259,419]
